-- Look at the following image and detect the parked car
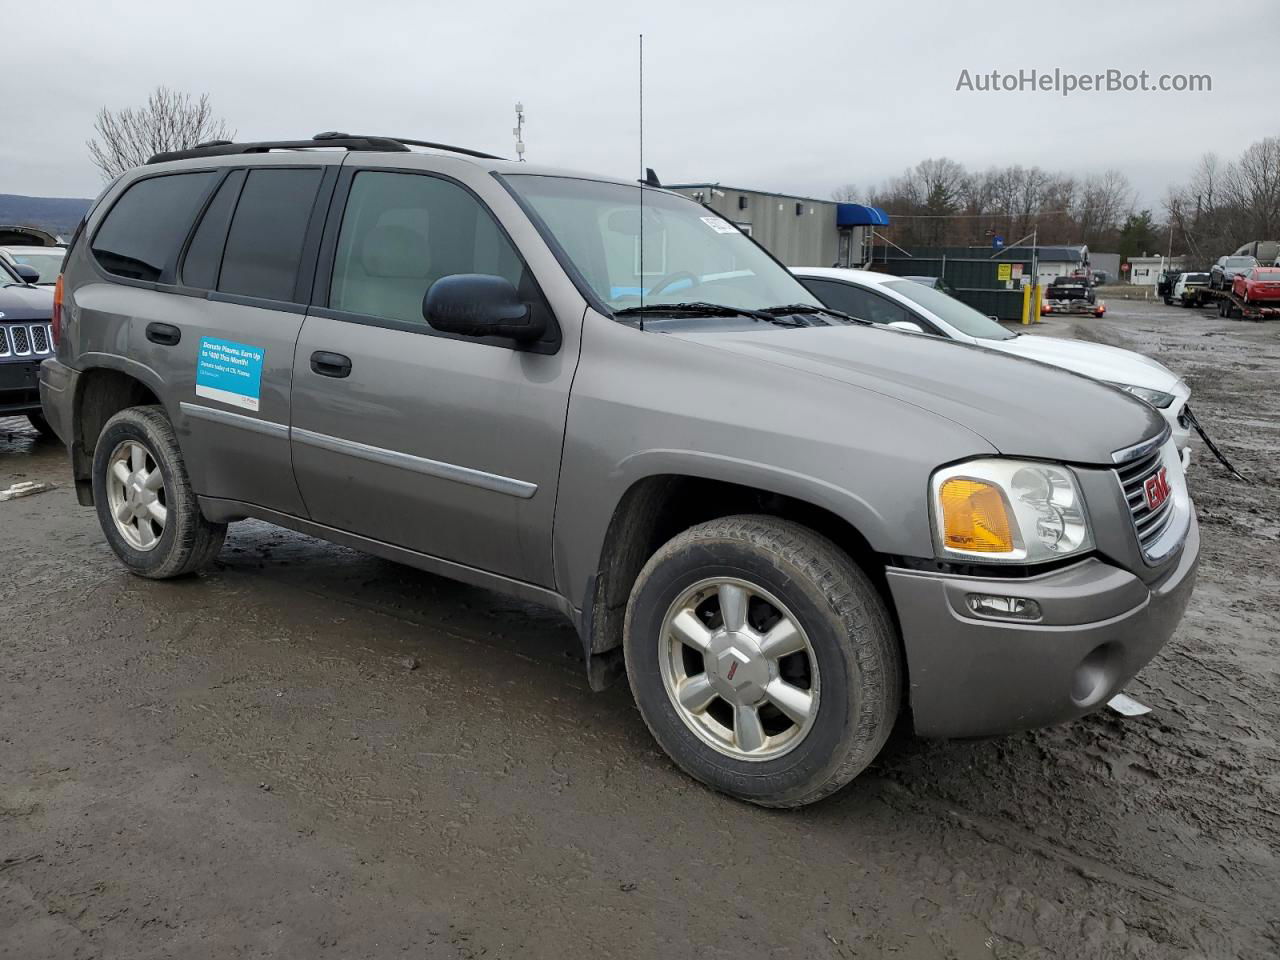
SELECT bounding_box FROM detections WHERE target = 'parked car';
[1173,272,1210,306]
[1231,265,1280,303]
[902,274,959,297]
[1091,270,1109,286]
[0,245,65,285]
[793,268,1192,464]
[1210,255,1258,290]
[42,134,1198,807]
[0,257,57,436]
[1045,274,1098,306]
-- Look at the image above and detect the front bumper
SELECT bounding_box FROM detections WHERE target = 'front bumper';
[0,358,44,415]
[885,513,1199,738]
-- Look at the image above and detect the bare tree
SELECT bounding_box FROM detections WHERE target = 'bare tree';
[831,183,861,202]
[88,87,234,179]
[1074,170,1132,246]
[1223,136,1280,240]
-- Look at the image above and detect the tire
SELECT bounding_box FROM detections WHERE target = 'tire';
[26,411,57,441]
[91,405,226,579]
[623,515,902,808]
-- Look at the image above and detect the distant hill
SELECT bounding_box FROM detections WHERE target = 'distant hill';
[0,194,92,240]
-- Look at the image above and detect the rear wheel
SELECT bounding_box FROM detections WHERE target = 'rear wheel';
[91,405,226,578]
[623,515,901,807]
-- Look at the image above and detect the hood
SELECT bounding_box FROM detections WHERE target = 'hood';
[669,324,1164,465]
[0,283,54,322]
[991,335,1182,394]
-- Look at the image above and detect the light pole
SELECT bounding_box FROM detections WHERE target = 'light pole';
[513,102,525,161]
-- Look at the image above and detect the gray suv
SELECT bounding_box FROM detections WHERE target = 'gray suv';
[40,134,1199,807]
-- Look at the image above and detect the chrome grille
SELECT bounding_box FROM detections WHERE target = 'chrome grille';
[1116,448,1175,554]
[9,325,30,355]
[0,324,53,357]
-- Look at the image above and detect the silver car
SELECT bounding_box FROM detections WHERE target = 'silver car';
[40,134,1199,807]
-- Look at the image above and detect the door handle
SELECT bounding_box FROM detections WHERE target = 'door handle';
[146,322,181,346]
[310,351,352,378]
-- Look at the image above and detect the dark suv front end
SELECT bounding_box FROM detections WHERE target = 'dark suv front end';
[0,262,55,422]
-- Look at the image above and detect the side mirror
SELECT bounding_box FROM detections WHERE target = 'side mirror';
[13,264,41,283]
[423,274,545,343]
[887,319,925,334]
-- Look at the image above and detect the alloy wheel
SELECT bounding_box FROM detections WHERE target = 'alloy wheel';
[659,577,820,761]
[105,440,167,551]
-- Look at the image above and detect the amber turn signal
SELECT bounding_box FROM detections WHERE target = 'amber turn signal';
[938,478,1014,553]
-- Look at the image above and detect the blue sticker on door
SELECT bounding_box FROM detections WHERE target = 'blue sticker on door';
[195,337,265,412]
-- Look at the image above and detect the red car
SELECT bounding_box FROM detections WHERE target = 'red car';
[1232,266,1280,303]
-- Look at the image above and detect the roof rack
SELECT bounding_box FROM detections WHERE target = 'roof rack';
[147,132,503,165]
[324,133,503,160]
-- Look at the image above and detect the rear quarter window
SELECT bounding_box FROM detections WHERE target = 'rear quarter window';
[90,172,218,282]
[180,171,243,289]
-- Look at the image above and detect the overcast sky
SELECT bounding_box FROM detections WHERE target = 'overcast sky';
[2,0,1274,210]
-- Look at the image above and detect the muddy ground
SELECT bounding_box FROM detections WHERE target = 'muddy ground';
[2,300,1277,959]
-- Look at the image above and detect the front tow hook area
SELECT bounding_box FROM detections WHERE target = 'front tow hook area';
[1106,692,1152,717]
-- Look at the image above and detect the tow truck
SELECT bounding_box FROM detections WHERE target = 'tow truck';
[1196,287,1280,320]
[1040,275,1105,317]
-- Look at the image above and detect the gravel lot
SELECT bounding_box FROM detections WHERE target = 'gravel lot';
[1,300,1277,959]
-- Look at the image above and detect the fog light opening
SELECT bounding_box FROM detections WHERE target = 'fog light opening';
[1071,642,1120,707]
[965,593,1042,621]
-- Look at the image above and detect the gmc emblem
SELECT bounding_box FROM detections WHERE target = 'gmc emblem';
[1143,467,1171,512]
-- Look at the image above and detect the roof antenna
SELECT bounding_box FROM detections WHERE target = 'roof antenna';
[513,101,526,161]
[638,33,645,331]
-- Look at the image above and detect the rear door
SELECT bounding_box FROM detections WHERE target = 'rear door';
[145,157,337,514]
[288,161,577,587]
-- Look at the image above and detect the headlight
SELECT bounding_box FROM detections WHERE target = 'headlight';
[1111,382,1176,409]
[931,460,1094,563]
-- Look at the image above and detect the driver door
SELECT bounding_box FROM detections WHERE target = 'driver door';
[288,165,576,587]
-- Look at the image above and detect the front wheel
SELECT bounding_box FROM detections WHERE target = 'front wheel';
[91,405,226,579]
[623,515,902,807]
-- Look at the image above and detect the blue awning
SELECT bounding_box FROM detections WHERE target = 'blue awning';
[836,203,890,227]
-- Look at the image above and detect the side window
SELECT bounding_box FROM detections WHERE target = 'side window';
[329,171,523,325]
[90,172,218,282]
[180,171,243,289]
[798,278,864,317]
[218,167,323,302]
[800,279,908,324]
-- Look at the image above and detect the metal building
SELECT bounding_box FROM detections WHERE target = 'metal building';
[663,183,888,268]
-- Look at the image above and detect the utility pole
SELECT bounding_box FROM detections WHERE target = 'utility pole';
[513,102,525,161]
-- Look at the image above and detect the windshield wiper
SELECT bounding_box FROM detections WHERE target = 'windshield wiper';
[614,301,775,322]
[760,304,870,325]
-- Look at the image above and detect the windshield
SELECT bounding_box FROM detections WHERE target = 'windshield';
[1227,257,1255,267]
[503,175,820,315]
[8,251,64,283]
[882,279,1014,341]
[1186,273,1209,282]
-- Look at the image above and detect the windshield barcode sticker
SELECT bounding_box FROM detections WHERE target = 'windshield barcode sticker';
[700,216,738,235]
